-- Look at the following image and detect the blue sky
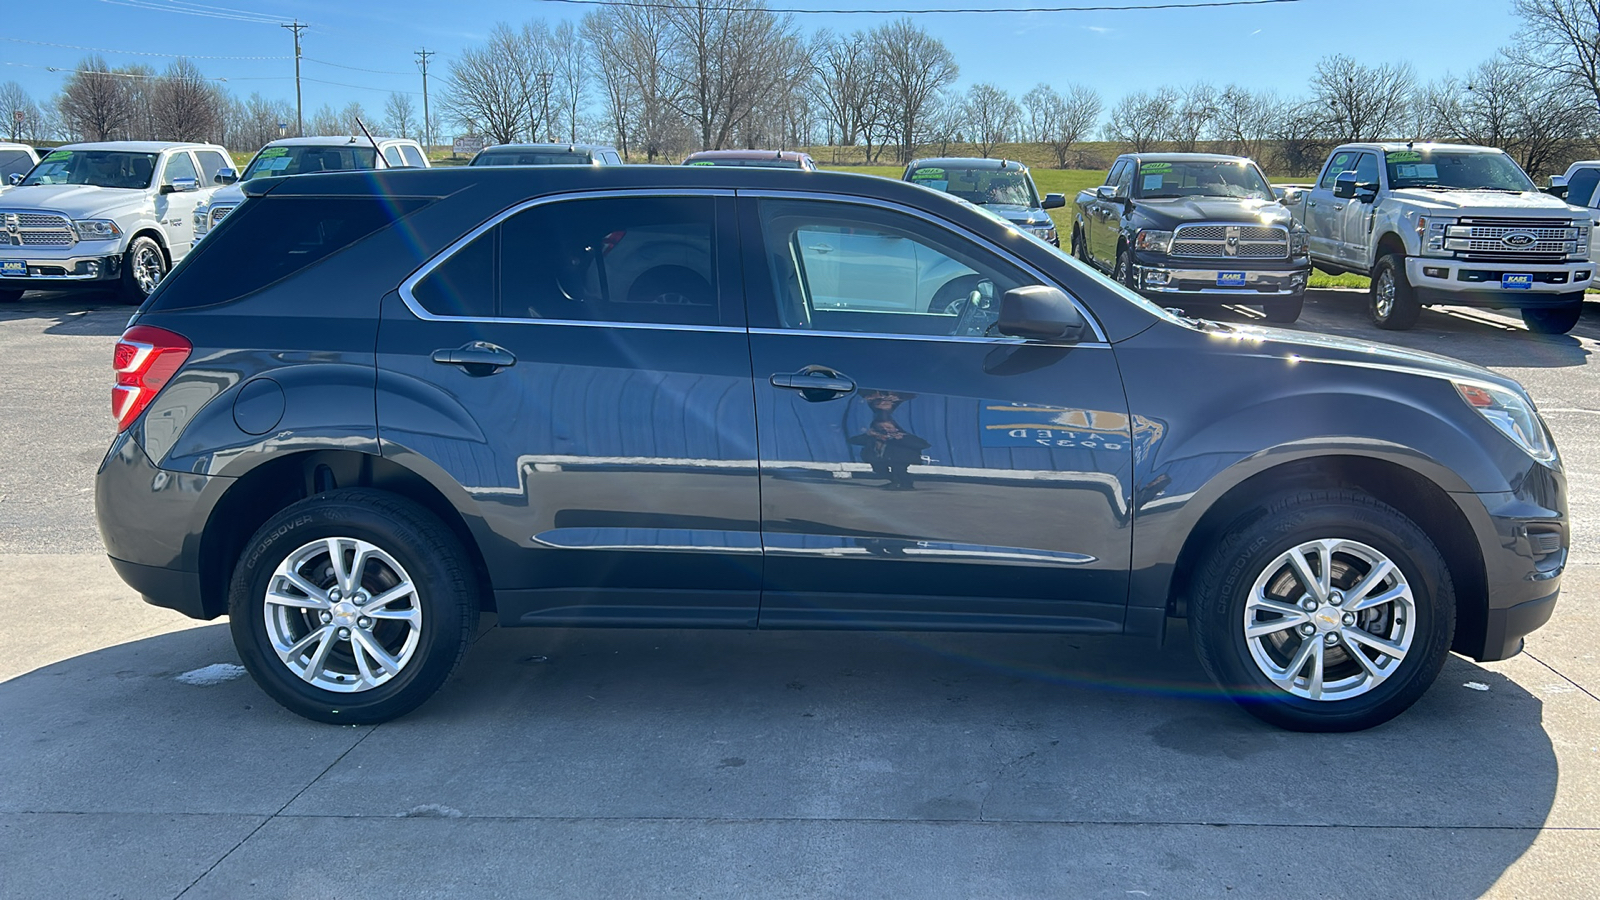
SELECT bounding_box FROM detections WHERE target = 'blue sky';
[4,0,1520,129]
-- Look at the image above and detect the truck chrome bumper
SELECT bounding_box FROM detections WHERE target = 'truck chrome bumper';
[1133,264,1308,297]
[0,253,122,282]
[1406,257,1591,298]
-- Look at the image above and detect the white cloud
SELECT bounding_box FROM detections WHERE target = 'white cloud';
[1082,25,1114,34]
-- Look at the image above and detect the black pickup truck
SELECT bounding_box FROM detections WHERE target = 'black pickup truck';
[1072,153,1312,323]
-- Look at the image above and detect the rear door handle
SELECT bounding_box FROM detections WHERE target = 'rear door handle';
[432,341,516,375]
[770,365,856,400]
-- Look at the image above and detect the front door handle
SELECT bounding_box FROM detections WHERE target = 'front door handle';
[770,365,856,401]
[432,341,516,376]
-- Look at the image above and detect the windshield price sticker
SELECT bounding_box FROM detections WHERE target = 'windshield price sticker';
[1142,174,1165,191]
[1395,164,1438,179]
[257,147,289,159]
[910,168,946,181]
[1140,162,1172,174]
[1387,151,1423,164]
[1503,274,1534,290]
[688,160,715,166]
[44,150,70,162]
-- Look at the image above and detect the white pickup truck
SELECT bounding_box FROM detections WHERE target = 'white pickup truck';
[1281,142,1592,333]
[0,141,230,303]
[0,143,39,193]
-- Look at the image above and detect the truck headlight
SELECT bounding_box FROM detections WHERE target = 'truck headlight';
[193,207,208,232]
[1134,229,1174,254]
[1290,230,1308,256]
[1455,380,1556,464]
[72,219,122,240]
[1031,225,1057,243]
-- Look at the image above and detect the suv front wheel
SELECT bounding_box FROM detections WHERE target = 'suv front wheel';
[1190,490,1455,732]
[228,489,477,724]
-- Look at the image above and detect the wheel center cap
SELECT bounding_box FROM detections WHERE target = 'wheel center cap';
[331,600,359,627]
[1313,607,1343,632]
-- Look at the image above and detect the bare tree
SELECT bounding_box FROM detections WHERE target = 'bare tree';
[870,18,958,163]
[1512,0,1600,118]
[962,83,1017,158]
[1312,54,1415,143]
[443,22,546,144]
[1024,83,1100,167]
[582,2,678,160]
[57,56,138,141]
[662,0,806,151]
[1104,88,1177,152]
[1214,85,1277,162]
[1267,98,1330,177]
[812,29,881,151]
[384,92,418,139]
[552,20,588,143]
[0,81,38,142]
[923,90,965,157]
[1172,82,1218,151]
[1431,54,1595,177]
[149,58,223,142]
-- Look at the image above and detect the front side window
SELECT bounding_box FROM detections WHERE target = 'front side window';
[411,196,720,327]
[195,150,229,185]
[1568,167,1600,208]
[162,152,197,186]
[1385,149,1536,192]
[0,149,33,180]
[758,198,1036,338]
[22,150,157,189]
[1134,160,1274,201]
[1113,162,1134,197]
[382,145,405,167]
[1104,160,1127,189]
[242,145,379,180]
[400,145,427,168]
[1352,153,1381,187]
[1320,151,1358,190]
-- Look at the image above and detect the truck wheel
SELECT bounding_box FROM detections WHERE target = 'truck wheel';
[1189,489,1455,732]
[1263,295,1304,324]
[1369,255,1421,330]
[120,235,168,305]
[1072,228,1089,263]
[1522,295,1584,334]
[227,488,478,724]
[1114,246,1135,289]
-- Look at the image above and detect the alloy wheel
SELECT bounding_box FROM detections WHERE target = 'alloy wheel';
[263,536,423,692]
[1242,538,1416,702]
[132,244,166,296]
[1374,271,1396,320]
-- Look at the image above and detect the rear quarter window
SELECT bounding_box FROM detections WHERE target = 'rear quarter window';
[145,195,433,311]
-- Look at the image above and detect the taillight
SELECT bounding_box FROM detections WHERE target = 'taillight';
[113,325,191,432]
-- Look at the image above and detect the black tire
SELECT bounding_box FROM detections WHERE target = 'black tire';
[1369,255,1421,330]
[1522,294,1584,334]
[228,488,477,724]
[1072,228,1089,263]
[0,289,22,303]
[1190,489,1455,732]
[1114,245,1135,289]
[119,235,168,305]
[928,274,984,313]
[1262,294,1305,324]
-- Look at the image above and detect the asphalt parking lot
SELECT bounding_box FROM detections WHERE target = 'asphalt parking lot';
[2,289,1597,899]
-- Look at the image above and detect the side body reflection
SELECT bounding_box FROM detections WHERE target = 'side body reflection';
[848,389,930,490]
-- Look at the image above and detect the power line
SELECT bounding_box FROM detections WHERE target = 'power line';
[530,0,1306,11]
[302,57,414,76]
[96,0,281,25]
[2,37,288,60]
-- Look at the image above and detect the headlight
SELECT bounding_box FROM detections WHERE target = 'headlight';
[192,207,208,232]
[1455,380,1556,463]
[72,219,122,240]
[1031,225,1057,243]
[1290,230,1308,255]
[1135,229,1174,254]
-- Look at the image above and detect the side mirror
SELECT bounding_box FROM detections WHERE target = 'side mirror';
[214,167,237,186]
[999,285,1087,343]
[1095,185,1117,201]
[1042,193,1066,210]
[1355,183,1379,203]
[162,177,199,194]
[1278,187,1301,205]
[7,173,20,186]
[1332,171,1358,200]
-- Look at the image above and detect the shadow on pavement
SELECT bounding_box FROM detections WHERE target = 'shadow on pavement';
[0,292,131,336]
[0,618,1559,896]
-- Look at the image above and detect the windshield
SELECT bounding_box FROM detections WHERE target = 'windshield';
[1385,149,1535,192]
[907,166,1041,208]
[472,150,593,166]
[21,150,157,189]
[1135,160,1274,200]
[686,157,802,169]
[242,145,378,180]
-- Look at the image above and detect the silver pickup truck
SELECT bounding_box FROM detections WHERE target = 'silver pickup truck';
[1281,142,1592,333]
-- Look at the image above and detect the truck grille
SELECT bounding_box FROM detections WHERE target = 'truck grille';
[1170,224,1289,259]
[1446,218,1579,258]
[209,204,235,227]
[1,209,77,248]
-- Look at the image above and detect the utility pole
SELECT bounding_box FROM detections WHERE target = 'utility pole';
[415,48,436,150]
[281,21,306,137]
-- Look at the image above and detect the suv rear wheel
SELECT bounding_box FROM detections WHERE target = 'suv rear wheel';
[228,489,477,724]
[1190,490,1454,732]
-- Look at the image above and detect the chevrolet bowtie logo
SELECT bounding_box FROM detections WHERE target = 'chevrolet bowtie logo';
[1224,225,1241,256]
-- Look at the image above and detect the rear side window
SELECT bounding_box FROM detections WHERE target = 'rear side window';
[400,145,427,168]
[195,150,229,185]
[382,146,405,167]
[410,196,720,327]
[1567,167,1600,208]
[147,196,432,311]
[0,149,32,180]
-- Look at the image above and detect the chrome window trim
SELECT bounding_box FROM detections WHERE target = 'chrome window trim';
[396,188,736,326]
[737,188,1108,344]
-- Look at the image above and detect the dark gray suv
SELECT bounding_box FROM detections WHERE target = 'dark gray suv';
[96,166,1565,732]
